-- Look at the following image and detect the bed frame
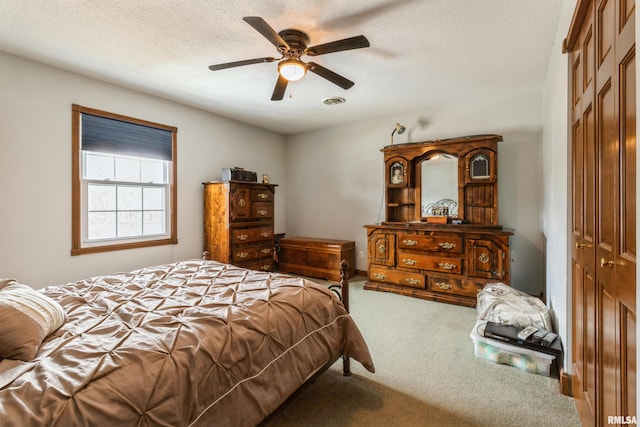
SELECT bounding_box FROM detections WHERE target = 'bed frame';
[329,260,352,376]
[258,260,353,425]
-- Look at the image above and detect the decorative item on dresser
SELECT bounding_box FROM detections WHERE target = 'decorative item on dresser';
[203,180,277,271]
[364,134,514,307]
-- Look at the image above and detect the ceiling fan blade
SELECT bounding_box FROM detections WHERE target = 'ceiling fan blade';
[305,35,370,56]
[209,57,277,71]
[306,62,355,90]
[243,16,290,51]
[271,74,288,101]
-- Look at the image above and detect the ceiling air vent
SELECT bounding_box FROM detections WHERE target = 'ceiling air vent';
[323,97,346,106]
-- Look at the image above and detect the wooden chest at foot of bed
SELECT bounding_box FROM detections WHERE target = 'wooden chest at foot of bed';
[278,237,356,282]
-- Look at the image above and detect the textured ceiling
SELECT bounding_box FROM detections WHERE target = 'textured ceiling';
[0,0,564,134]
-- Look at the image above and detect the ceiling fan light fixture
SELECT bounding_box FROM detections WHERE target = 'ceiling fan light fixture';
[209,17,370,100]
[278,58,306,81]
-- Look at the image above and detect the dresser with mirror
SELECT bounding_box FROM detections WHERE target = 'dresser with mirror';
[364,134,513,307]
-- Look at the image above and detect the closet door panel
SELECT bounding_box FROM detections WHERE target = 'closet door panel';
[617,11,636,418]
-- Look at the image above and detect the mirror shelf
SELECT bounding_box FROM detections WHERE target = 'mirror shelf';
[382,134,501,226]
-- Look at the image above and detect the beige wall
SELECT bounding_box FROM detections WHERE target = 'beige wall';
[541,0,575,373]
[285,90,546,297]
[0,52,286,286]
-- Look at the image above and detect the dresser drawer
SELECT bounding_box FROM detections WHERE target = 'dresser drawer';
[397,251,463,274]
[397,234,463,253]
[239,259,274,272]
[429,276,483,297]
[369,266,425,289]
[251,202,273,219]
[251,187,274,202]
[232,243,273,263]
[368,232,396,267]
[230,187,252,220]
[231,227,273,244]
[467,239,506,280]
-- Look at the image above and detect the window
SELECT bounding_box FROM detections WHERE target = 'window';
[72,105,177,255]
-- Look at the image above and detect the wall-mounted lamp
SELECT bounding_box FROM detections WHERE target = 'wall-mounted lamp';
[278,58,307,81]
[390,123,406,145]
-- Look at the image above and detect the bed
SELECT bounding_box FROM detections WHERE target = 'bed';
[0,259,374,426]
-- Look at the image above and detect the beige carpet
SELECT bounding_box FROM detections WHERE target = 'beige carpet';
[265,278,581,427]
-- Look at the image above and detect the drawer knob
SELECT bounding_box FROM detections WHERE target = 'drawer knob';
[438,262,456,270]
[439,242,457,249]
[402,258,417,266]
[237,234,249,241]
[238,198,246,207]
[238,252,249,258]
[478,253,490,264]
[373,273,386,280]
[435,282,452,290]
[377,245,386,254]
[406,278,420,285]
[261,264,270,270]
[261,248,271,254]
[403,239,418,246]
[257,210,268,216]
[261,231,271,238]
[258,193,269,199]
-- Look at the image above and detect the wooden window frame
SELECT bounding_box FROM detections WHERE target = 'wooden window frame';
[71,104,178,255]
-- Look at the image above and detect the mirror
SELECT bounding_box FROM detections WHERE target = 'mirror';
[421,154,458,217]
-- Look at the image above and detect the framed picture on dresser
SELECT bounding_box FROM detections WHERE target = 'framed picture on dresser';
[387,157,408,187]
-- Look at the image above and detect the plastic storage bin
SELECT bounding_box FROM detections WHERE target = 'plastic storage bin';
[470,321,556,376]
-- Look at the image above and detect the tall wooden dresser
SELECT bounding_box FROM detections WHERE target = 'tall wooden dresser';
[203,181,277,271]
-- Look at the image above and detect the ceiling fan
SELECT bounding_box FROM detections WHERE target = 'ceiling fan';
[208,16,370,101]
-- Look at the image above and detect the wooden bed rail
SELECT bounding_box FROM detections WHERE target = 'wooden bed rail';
[323,260,352,376]
[339,259,350,313]
[339,260,351,376]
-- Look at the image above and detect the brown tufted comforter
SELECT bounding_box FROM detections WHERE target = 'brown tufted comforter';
[0,260,374,426]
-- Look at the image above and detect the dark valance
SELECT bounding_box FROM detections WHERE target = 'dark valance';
[81,113,173,161]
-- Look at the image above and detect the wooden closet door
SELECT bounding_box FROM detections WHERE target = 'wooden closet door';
[612,0,636,416]
[568,0,636,425]
[570,4,597,423]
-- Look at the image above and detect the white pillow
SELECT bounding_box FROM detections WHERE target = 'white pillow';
[0,278,17,291]
[0,282,67,361]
